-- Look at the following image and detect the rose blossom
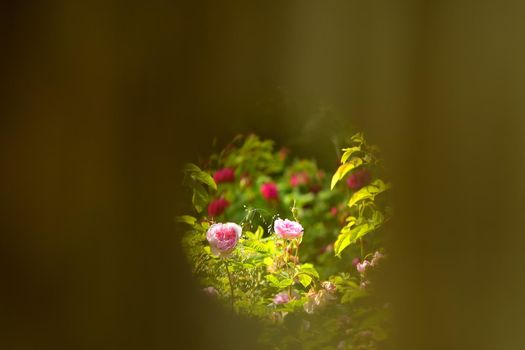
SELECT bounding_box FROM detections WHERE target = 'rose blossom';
[274,218,303,240]
[346,168,372,190]
[213,167,235,184]
[273,292,291,305]
[206,222,242,257]
[207,198,230,217]
[260,182,279,201]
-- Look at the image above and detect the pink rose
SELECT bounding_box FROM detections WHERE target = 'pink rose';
[206,222,242,257]
[274,218,303,240]
[207,198,230,217]
[273,292,290,305]
[346,168,372,191]
[213,167,235,184]
[261,182,279,201]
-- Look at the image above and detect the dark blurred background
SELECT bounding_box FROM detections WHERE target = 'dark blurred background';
[1,1,525,349]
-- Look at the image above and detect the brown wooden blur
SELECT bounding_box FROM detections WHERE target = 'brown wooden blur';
[1,1,524,349]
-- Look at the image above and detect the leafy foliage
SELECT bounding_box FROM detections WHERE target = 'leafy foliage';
[178,133,391,349]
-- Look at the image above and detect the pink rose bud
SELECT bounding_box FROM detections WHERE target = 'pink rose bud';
[213,167,235,184]
[260,182,279,201]
[330,207,338,217]
[207,198,230,217]
[206,222,242,257]
[346,168,372,190]
[273,292,291,305]
[356,260,371,274]
[274,218,304,240]
[352,257,360,266]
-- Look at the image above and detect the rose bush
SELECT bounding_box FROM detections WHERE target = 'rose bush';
[178,133,391,349]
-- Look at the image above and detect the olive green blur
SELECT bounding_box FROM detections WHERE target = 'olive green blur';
[1,1,525,349]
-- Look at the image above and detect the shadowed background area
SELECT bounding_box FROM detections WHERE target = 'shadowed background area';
[1,1,525,349]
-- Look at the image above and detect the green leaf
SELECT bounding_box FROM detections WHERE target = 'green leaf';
[341,146,361,164]
[254,226,264,240]
[330,158,363,190]
[176,215,196,226]
[350,132,365,144]
[299,263,319,278]
[298,274,312,288]
[263,257,274,266]
[279,278,294,289]
[184,163,217,191]
[334,231,352,257]
[334,223,374,257]
[192,182,209,213]
[266,275,280,287]
[348,179,390,207]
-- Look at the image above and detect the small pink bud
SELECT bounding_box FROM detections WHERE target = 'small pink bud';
[207,198,230,217]
[261,182,279,201]
[346,168,372,190]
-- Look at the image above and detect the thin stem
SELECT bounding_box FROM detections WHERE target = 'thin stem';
[360,238,364,259]
[224,259,235,311]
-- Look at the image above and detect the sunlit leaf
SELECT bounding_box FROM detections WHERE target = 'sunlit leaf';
[348,179,390,207]
[263,257,273,266]
[330,158,363,190]
[334,231,352,257]
[299,263,319,278]
[298,274,312,288]
[266,275,280,287]
[341,146,361,164]
[176,215,196,226]
[279,278,294,289]
[350,132,365,144]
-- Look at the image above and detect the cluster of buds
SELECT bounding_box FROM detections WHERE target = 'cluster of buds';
[303,282,338,314]
[356,251,385,276]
